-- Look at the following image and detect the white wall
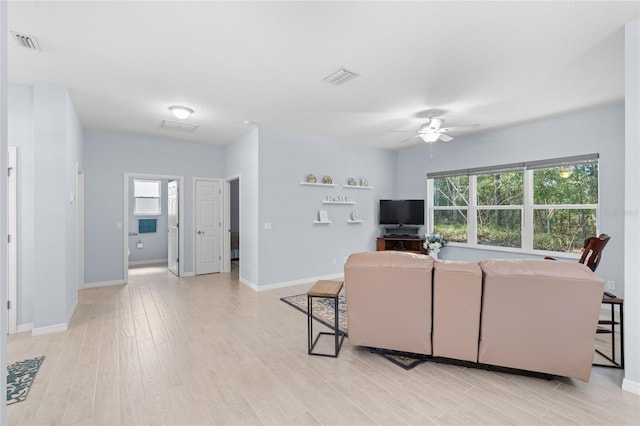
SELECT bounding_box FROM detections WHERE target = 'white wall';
[224,129,260,286]
[256,127,396,287]
[397,103,625,295]
[84,131,225,284]
[1,2,8,422]
[623,18,640,395]
[31,83,82,331]
[8,83,35,326]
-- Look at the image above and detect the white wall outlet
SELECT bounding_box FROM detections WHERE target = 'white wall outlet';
[136,241,143,249]
[264,222,272,230]
[116,221,123,229]
[607,280,616,290]
[332,257,337,265]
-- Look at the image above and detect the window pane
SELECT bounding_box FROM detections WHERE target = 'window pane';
[433,176,469,206]
[434,209,467,243]
[134,180,161,197]
[533,208,596,253]
[477,209,522,248]
[477,171,523,205]
[533,163,598,205]
[135,198,161,215]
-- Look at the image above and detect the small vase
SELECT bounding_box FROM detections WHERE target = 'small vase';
[430,250,439,260]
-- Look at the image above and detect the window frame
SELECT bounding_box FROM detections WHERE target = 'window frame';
[427,156,599,257]
[133,179,162,216]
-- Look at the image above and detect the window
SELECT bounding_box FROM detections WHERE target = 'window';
[532,163,598,253]
[428,154,598,254]
[134,179,161,216]
[432,176,469,243]
[476,170,523,248]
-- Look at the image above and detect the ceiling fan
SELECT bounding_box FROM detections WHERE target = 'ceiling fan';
[400,117,455,144]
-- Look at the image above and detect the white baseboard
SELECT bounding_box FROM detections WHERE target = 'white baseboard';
[66,298,78,328]
[622,378,640,395]
[128,258,168,266]
[32,322,68,336]
[16,323,33,334]
[81,279,126,290]
[181,272,195,277]
[239,273,344,292]
[239,277,259,291]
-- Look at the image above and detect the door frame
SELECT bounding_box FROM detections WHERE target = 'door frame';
[123,173,184,282]
[7,146,17,334]
[192,177,223,275]
[76,163,84,296]
[222,174,240,274]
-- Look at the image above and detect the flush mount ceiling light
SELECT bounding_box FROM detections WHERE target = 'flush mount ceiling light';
[169,106,194,120]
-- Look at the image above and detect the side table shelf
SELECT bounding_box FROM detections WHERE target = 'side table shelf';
[593,295,624,369]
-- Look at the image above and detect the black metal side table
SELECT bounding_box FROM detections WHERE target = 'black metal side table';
[594,295,624,369]
[307,280,345,357]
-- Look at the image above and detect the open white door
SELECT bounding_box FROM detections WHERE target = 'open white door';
[168,180,179,276]
[7,147,16,334]
[195,179,221,275]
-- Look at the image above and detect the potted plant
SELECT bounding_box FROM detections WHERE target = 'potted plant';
[424,232,447,259]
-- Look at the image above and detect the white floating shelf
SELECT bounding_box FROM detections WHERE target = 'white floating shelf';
[342,185,374,190]
[313,220,333,224]
[347,220,364,223]
[323,201,356,205]
[300,181,337,187]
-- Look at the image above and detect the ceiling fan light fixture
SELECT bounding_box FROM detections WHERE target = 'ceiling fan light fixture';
[421,132,440,143]
[169,106,194,120]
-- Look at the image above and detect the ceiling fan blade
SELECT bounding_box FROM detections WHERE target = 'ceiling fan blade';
[399,135,420,144]
[439,133,453,142]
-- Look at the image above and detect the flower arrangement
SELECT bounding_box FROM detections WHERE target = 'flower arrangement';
[424,232,447,253]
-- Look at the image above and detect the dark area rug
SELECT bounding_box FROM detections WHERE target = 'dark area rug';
[281,291,427,369]
[6,356,45,405]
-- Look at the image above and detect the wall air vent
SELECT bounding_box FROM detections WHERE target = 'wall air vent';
[160,120,200,133]
[10,31,41,50]
[323,68,359,85]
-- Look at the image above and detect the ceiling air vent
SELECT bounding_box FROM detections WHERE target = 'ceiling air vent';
[160,120,200,133]
[10,31,41,50]
[323,68,359,85]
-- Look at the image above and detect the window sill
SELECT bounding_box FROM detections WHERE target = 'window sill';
[445,243,581,259]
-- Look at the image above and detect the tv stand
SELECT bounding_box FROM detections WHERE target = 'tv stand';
[382,225,420,237]
[377,236,426,255]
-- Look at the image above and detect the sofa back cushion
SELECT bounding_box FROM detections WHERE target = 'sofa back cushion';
[478,259,604,381]
[433,260,483,362]
[345,251,433,355]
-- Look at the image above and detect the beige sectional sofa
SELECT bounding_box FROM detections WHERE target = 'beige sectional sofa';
[344,251,605,382]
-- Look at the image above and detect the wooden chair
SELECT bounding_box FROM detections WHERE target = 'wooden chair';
[578,233,610,272]
[545,233,610,272]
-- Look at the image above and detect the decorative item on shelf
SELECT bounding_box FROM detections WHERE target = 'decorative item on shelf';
[318,210,330,222]
[306,174,317,183]
[424,232,447,259]
[351,211,361,221]
[361,178,368,187]
[323,175,333,184]
[348,177,358,186]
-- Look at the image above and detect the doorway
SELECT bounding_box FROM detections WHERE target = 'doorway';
[123,173,184,283]
[194,179,222,275]
[223,176,240,275]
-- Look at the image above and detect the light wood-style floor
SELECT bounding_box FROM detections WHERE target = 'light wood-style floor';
[7,264,640,425]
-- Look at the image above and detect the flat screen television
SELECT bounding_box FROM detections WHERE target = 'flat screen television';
[379,199,425,226]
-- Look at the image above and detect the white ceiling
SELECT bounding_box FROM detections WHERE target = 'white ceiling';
[7,1,640,149]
